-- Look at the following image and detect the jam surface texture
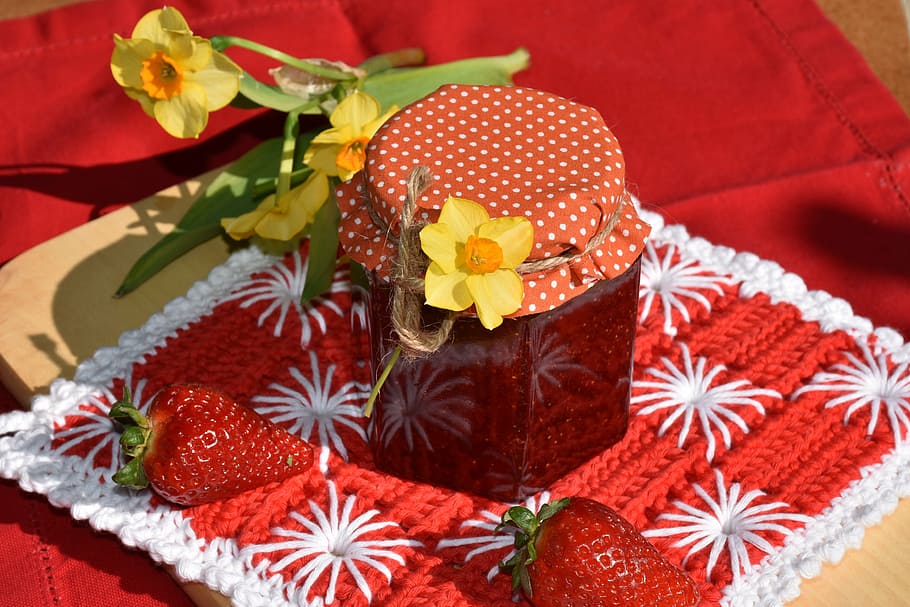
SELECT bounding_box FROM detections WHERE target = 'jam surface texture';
[368,259,641,501]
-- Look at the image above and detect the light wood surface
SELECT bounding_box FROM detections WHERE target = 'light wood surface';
[0,173,231,405]
[1,1,909,606]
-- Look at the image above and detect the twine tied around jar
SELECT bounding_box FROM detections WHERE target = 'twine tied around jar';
[379,166,628,359]
[389,166,457,358]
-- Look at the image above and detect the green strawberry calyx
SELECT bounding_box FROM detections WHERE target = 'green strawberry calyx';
[497,497,570,597]
[108,387,152,490]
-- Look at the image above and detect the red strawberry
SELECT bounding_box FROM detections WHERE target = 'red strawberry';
[110,384,313,506]
[499,497,700,607]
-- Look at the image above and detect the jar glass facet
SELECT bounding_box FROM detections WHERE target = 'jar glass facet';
[367,258,641,501]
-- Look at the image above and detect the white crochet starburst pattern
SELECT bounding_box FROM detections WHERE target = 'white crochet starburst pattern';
[436,491,552,582]
[643,469,811,581]
[528,325,594,401]
[349,285,369,334]
[223,250,347,346]
[631,344,780,461]
[51,378,151,475]
[486,454,546,499]
[378,364,473,451]
[253,351,371,472]
[242,481,420,605]
[793,341,910,444]
[638,242,735,335]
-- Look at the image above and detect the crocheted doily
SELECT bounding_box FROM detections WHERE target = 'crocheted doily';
[1,208,908,607]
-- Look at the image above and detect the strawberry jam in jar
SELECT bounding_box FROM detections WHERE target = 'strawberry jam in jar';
[337,85,649,501]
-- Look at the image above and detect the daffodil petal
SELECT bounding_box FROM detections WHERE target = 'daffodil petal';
[465,270,524,329]
[188,51,241,110]
[488,269,525,314]
[336,166,357,183]
[111,36,157,89]
[303,143,342,176]
[164,30,199,64]
[419,223,462,273]
[256,171,329,240]
[465,273,504,329]
[123,87,156,117]
[132,7,189,44]
[477,216,533,268]
[221,196,275,240]
[291,171,330,216]
[362,106,398,138]
[438,197,489,242]
[309,124,355,145]
[425,264,473,312]
[153,83,208,138]
[330,90,381,131]
[255,210,304,241]
[157,6,192,32]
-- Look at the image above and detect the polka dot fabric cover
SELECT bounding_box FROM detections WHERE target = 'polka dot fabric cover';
[337,84,651,316]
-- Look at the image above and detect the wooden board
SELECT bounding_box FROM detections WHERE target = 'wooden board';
[0,173,230,405]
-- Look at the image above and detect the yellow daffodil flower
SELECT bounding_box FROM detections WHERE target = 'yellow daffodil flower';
[303,91,397,181]
[110,7,241,138]
[221,171,329,241]
[419,197,533,330]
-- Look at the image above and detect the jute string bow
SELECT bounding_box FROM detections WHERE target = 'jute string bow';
[379,166,627,359]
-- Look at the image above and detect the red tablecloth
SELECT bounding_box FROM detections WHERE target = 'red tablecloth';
[1,0,908,605]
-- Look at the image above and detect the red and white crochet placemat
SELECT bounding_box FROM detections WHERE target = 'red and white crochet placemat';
[1,208,908,607]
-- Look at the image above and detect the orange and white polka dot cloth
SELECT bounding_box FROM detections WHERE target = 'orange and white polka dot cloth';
[336,84,650,316]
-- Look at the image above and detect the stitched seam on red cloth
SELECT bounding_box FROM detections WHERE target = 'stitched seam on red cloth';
[0,33,109,62]
[190,0,332,31]
[26,500,62,606]
[0,0,320,62]
[749,0,910,216]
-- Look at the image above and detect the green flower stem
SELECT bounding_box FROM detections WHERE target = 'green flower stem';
[275,111,300,201]
[363,345,401,417]
[212,36,357,81]
[357,48,426,76]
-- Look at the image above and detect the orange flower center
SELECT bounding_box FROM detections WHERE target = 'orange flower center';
[464,235,503,273]
[336,136,370,173]
[140,51,183,100]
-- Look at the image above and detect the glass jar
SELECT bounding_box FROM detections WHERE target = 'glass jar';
[336,84,649,501]
[366,259,640,500]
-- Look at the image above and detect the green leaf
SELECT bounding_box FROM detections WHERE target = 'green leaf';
[501,505,538,533]
[348,258,370,292]
[300,193,341,301]
[120,426,148,456]
[109,402,147,429]
[357,48,426,76]
[108,387,149,428]
[237,71,324,114]
[362,48,530,110]
[112,457,149,490]
[116,138,284,296]
[178,138,287,229]
[537,497,570,523]
[518,566,533,597]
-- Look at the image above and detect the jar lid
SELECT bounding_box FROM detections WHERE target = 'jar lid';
[336,84,649,316]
